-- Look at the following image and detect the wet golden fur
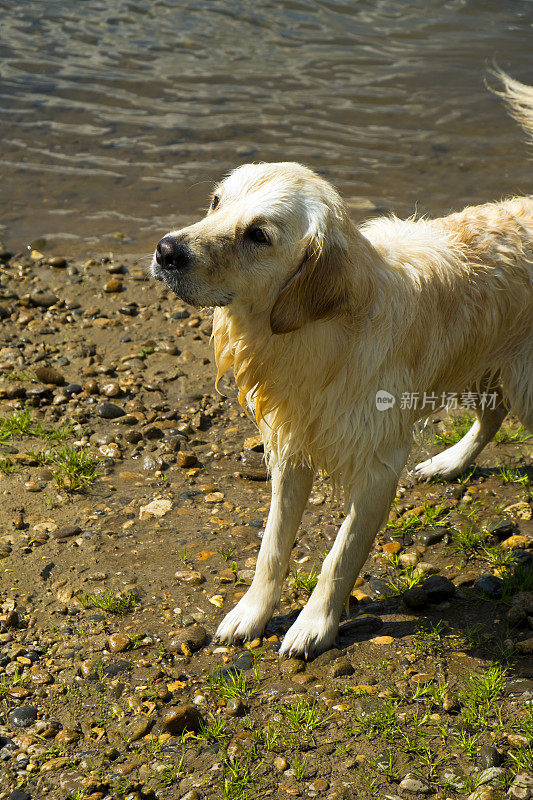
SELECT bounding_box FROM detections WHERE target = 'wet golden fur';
[152,71,533,657]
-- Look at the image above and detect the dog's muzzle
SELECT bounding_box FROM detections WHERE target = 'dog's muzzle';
[155,236,191,271]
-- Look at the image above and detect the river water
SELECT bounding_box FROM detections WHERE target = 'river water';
[1,0,532,255]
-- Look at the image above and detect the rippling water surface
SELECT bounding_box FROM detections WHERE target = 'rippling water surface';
[1,0,532,253]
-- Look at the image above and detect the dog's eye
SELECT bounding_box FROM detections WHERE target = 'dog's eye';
[247,227,270,245]
[211,195,220,211]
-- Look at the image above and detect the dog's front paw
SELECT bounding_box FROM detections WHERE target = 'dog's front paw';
[279,613,337,660]
[215,592,272,645]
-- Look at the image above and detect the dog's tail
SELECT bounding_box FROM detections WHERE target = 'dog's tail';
[490,68,533,142]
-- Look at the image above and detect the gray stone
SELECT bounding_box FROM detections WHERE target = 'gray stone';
[7,706,37,728]
[399,773,430,793]
[417,527,448,546]
[505,679,533,698]
[479,745,502,767]
[474,574,504,599]
[443,768,466,790]
[477,767,505,785]
[30,291,59,308]
[97,402,125,419]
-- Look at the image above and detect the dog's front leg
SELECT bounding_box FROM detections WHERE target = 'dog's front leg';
[280,449,409,659]
[216,460,314,645]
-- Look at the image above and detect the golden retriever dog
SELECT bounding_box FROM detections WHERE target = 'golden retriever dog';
[151,71,533,658]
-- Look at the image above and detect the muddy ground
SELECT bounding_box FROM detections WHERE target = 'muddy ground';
[0,248,531,800]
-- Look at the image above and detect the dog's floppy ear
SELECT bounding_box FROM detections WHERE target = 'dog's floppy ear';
[270,233,354,334]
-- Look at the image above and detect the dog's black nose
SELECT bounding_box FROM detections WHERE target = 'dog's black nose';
[155,236,190,270]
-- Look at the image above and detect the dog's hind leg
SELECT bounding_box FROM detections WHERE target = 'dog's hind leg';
[501,352,533,435]
[414,387,507,481]
[280,446,409,659]
[216,460,314,645]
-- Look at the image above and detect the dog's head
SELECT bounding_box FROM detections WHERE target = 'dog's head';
[151,162,376,333]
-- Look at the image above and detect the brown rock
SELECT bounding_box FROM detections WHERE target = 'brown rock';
[52,525,82,540]
[108,633,130,653]
[174,570,204,585]
[169,625,207,653]
[102,382,122,397]
[383,541,402,556]
[104,278,122,293]
[176,451,197,468]
[48,256,67,268]
[34,367,65,386]
[161,704,204,735]
[515,637,533,654]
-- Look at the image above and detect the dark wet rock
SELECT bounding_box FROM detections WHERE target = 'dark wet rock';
[30,290,59,308]
[473,574,504,599]
[169,625,207,653]
[124,430,143,444]
[7,790,31,800]
[488,518,517,539]
[144,425,163,440]
[417,526,448,546]
[479,745,502,767]
[368,577,389,598]
[52,525,82,540]
[329,657,354,677]
[34,366,65,386]
[232,652,254,671]
[7,705,37,728]
[161,704,204,735]
[403,587,429,609]
[102,659,132,678]
[421,574,455,602]
[340,614,383,637]
[97,402,125,419]
[226,697,245,717]
[311,648,344,667]
[65,383,82,394]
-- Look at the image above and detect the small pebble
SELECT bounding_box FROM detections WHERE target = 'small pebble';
[7,706,38,728]
[97,402,125,419]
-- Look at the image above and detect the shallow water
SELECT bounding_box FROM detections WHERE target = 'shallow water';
[1,0,532,254]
